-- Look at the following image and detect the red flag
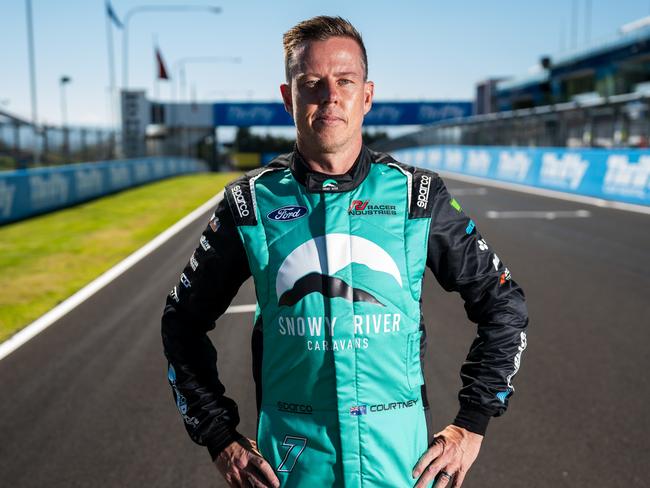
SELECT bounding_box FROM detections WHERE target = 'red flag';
[155,47,169,80]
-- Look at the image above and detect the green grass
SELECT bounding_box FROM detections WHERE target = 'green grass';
[0,172,239,343]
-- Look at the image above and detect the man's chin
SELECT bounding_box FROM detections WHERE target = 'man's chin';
[307,131,346,153]
[313,137,346,154]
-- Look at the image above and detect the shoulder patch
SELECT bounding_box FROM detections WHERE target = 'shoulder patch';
[225,160,289,226]
[225,178,256,226]
[410,168,436,218]
[372,150,438,219]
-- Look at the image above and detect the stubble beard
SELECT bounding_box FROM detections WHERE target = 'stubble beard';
[302,124,353,155]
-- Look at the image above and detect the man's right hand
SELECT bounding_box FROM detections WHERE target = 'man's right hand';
[214,437,280,488]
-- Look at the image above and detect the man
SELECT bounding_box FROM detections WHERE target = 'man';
[162,16,528,488]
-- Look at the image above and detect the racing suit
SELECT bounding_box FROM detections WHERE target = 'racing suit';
[161,146,529,487]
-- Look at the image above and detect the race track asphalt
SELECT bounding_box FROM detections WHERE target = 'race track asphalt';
[0,174,648,487]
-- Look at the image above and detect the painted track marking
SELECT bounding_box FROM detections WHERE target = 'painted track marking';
[448,187,488,196]
[225,304,257,314]
[486,209,592,219]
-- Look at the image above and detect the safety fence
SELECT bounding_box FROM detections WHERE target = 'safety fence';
[0,156,207,225]
[390,145,650,207]
[0,120,118,169]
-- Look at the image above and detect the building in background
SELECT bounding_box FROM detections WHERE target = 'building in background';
[377,17,650,152]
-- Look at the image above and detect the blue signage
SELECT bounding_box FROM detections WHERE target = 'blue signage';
[0,157,206,225]
[214,102,293,127]
[392,145,650,207]
[364,102,472,126]
[213,101,472,127]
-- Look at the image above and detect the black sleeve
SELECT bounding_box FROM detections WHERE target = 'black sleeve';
[425,175,529,436]
[161,192,252,460]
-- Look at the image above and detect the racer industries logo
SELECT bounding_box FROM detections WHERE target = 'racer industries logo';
[348,200,397,215]
[275,233,402,307]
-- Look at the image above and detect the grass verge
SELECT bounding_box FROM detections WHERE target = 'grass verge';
[0,172,238,343]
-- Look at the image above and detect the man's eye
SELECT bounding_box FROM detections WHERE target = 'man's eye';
[304,80,318,88]
[338,79,353,85]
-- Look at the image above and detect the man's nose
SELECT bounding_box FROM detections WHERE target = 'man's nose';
[319,79,339,103]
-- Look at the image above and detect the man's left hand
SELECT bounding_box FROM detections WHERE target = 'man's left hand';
[412,425,483,488]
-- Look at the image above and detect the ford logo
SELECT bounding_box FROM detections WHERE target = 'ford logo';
[267,205,308,221]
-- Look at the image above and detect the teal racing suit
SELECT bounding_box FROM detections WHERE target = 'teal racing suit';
[161,146,529,487]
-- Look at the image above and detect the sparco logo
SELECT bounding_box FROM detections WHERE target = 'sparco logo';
[417,175,431,208]
[231,185,250,217]
[277,401,313,415]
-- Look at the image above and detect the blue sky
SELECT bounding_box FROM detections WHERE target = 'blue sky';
[2,0,650,128]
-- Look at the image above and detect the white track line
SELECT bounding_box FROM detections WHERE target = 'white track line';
[0,190,225,362]
[486,210,592,219]
[448,187,488,196]
[225,304,257,314]
[437,170,650,215]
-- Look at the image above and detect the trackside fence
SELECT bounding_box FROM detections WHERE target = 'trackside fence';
[0,157,207,225]
[390,145,650,207]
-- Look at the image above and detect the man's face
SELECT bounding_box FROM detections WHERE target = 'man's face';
[280,36,374,155]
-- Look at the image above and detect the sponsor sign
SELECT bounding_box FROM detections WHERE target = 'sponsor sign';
[0,157,205,225]
[180,272,191,288]
[348,200,397,215]
[349,399,418,416]
[321,179,338,191]
[200,235,211,251]
[268,205,308,221]
[540,152,589,190]
[231,184,250,217]
[390,145,650,206]
[189,252,199,271]
[277,402,313,415]
[603,154,650,198]
[213,101,472,127]
[417,174,432,209]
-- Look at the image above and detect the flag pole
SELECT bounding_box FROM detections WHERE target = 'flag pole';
[153,34,160,101]
[105,2,117,155]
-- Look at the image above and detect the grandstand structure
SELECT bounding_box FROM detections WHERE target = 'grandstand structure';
[375,17,650,152]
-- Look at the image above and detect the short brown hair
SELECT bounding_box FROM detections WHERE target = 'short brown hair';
[283,16,368,82]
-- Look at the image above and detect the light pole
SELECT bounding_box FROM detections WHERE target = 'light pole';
[25,0,40,166]
[59,76,72,127]
[59,76,72,160]
[121,4,222,89]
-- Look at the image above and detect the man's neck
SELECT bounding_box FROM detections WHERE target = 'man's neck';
[296,138,363,175]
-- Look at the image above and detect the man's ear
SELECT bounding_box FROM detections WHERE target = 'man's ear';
[363,81,374,115]
[280,83,293,115]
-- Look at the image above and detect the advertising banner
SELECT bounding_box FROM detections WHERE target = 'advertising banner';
[213,101,473,127]
[0,157,206,225]
[391,145,650,207]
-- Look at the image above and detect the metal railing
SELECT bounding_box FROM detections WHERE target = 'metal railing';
[0,117,119,170]
[372,93,650,153]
